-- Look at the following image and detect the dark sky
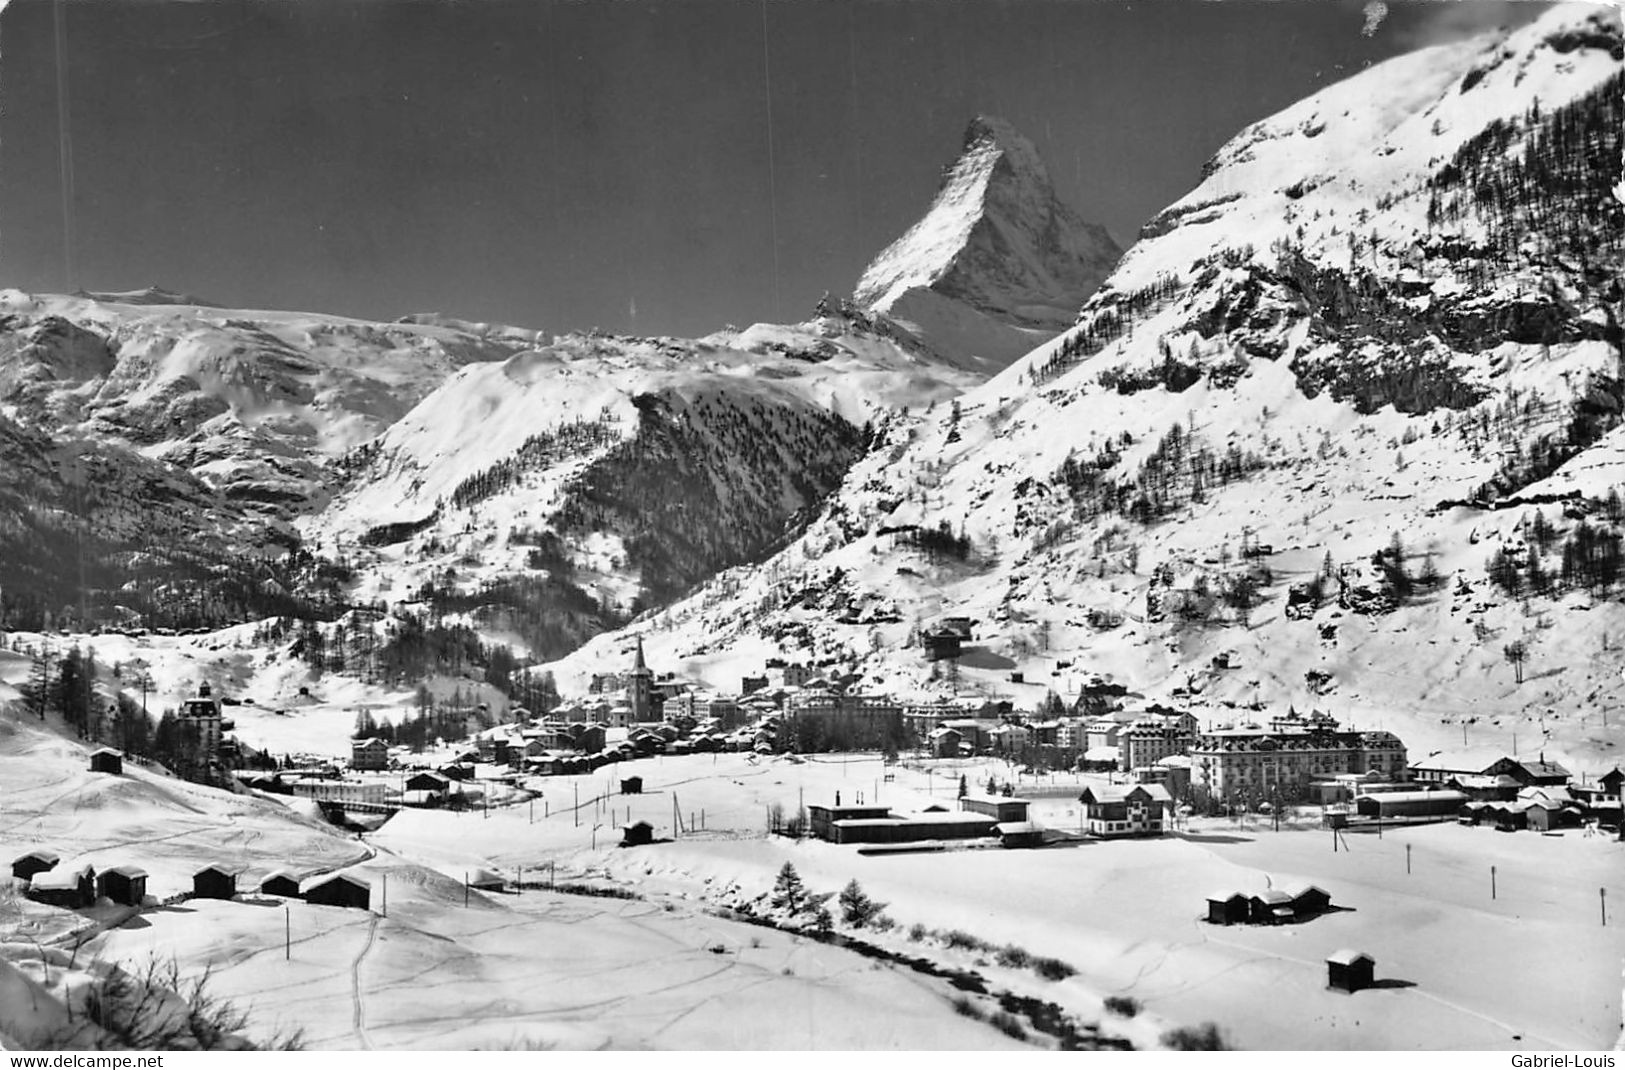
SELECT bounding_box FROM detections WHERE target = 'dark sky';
[0,0,1548,338]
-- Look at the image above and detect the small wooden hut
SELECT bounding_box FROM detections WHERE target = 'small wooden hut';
[192,864,241,900]
[11,849,61,881]
[1326,950,1375,993]
[260,871,303,898]
[305,873,372,910]
[98,865,149,907]
[88,748,124,775]
[1205,891,1249,925]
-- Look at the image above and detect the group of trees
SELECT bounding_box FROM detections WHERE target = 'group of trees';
[1486,508,1625,598]
[351,698,470,752]
[892,519,973,563]
[1054,423,1268,533]
[553,392,863,615]
[448,416,622,510]
[1428,71,1624,264]
[9,639,209,773]
[1029,273,1184,387]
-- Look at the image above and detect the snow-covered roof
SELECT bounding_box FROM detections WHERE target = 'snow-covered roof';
[900,811,998,825]
[1081,782,1172,804]
[195,863,245,877]
[1280,882,1329,901]
[14,849,61,864]
[1365,790,1468,805]
[1327,950,1373,966]
[1410,750,1512,774]
[30,868,88,890]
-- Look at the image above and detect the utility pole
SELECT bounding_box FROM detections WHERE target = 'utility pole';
[285,905,290,960]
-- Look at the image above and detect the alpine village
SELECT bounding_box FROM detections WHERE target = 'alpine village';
[1,1,1623,1054]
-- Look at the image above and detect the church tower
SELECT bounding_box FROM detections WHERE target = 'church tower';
[628,637,654,722]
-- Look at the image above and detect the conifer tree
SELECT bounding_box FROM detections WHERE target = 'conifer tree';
[770,862,807,914]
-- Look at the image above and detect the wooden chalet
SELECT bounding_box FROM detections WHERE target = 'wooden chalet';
[1078,783,1172,837]
[620,820,654,847]
[1284,883,1333,915]
[405,771,451,794]
[28,864,96,908]
[98,865,148,907]
[11,849,61,881]
[1327,950,1375,993]
[260,871,303,898]
[192,864,242,900]
[306,873,372,910]
[1248,889,1296,924]
[88,748,124,775]
[1205,891,1249,925]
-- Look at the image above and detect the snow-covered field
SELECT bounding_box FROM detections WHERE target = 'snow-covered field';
[373,751,1625,1050]
[3,654,1621,1054]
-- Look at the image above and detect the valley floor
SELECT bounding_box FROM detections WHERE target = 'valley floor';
[3,726,1620,1050]
[374,751,1625,1050]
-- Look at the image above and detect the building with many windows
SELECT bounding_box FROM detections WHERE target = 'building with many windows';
[1190,713,1407,805]
[1119,712,1199,772]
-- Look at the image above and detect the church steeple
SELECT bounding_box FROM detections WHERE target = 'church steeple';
[629,637,653,722]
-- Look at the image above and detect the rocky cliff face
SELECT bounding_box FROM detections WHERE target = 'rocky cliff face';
[853,116,1121,371]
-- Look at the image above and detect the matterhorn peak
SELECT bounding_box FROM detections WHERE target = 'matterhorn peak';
[852,114,1120,372]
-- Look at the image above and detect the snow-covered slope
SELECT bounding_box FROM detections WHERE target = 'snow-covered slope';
[547,5,1625,775]
[853,116,1121,372]
[0,277,974,644]
[0,290,541,514]
[306,317,977,658]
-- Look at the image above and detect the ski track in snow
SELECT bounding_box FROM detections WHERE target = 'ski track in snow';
[350,914,380,1050]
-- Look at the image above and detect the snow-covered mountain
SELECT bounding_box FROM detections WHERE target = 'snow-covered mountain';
[853,115,1121,372]
[305,315,977,658]
[548,5,1625,774]
[0,289,542,512]
[0,285,974,647]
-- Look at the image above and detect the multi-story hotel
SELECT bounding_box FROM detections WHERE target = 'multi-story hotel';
[1190,711,1407,803]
